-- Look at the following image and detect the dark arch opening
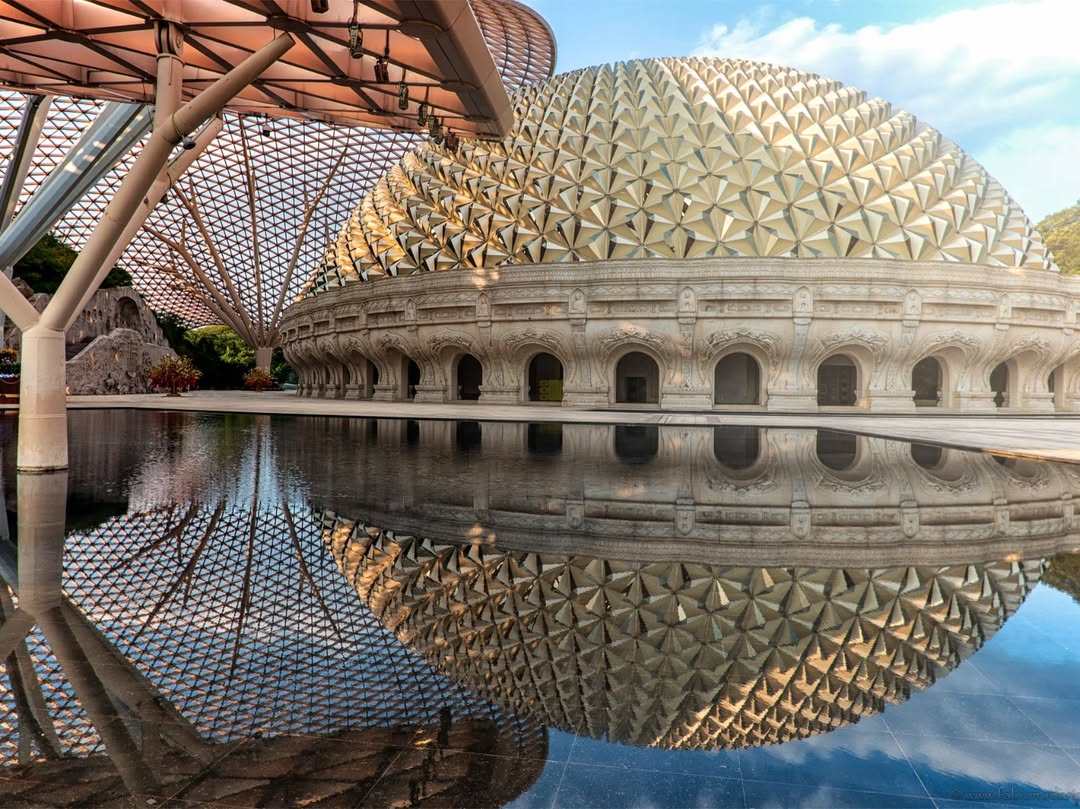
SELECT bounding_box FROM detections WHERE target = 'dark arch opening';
[527,423,563,455]
[990,362,1008,408]
[528,353,564,402]
[912,357,943,407]
[405,358,421,400]
[457,354,482,401]
[714,353,761,405]
[615,351,659,404]
[614,425,658,463]
[712,426,761,470]
[366,359,379,398]
[116,296,140,330]
[816,430,858,471]
[817,355,858,406]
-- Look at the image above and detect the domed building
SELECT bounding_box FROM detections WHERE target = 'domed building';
[282,57,1077,413]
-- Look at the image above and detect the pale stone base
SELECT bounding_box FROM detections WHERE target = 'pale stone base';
[281,257,1080,415]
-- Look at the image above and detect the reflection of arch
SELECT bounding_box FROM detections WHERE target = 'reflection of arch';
[817,354,859,406]
[615,351,659,404]
[613,425,658,463]
[910,442,944,469]
[527,352,563,402]
[714,352,761,406]
[527,423,562,455]
[455,421,482,451]
[712,426,761,470]
[816,430,858,471]
[990,361,1010,408]
[912,357,943,407]
[455,354,483,401]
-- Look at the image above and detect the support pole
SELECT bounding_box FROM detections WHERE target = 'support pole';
[16,30,294,472]
[255,346,273,372]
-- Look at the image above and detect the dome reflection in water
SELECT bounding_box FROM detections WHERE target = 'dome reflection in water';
[0,411,1078,806]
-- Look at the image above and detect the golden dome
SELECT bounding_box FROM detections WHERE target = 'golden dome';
[324,516,1044,751]
[306,57,1056,294]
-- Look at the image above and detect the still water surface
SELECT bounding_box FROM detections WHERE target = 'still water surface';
[1,411,1080,807]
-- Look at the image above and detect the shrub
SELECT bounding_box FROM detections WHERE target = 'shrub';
[148,355,201,396]
[0,347,19,377]
[243,367,275,391]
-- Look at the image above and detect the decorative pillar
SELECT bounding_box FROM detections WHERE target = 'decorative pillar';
[766,286,816,411]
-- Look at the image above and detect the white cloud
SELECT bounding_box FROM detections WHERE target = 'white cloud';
[694,0,1080,220]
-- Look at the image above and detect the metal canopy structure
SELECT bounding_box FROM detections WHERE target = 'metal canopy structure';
[0,0,552,472]
[0,0,518,137]
[0,0,557,366]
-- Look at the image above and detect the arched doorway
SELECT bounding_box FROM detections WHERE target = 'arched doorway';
[912,357,943,407]
[712,426,760,470]
[116,296,141,329]
[366,359,379,399]
[527,353,564,402]
[990,362,1008,408]
[714,353,760,405]
[614,425,658,463]
[817,355,858,406]
[615,351,659,404]
[403,358,421,400]
[456,354,482,401]
[816,430,858,471]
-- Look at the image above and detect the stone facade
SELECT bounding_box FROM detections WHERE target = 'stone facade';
[4,285,175,394]
[281,257,1080,413]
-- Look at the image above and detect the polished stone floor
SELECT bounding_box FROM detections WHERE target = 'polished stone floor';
[1,410,1079,807]
[47,389,1080,464]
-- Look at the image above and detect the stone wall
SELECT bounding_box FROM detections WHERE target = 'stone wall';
[66,328,175,395]
[281,257,1080,414]
[4,284,175,394]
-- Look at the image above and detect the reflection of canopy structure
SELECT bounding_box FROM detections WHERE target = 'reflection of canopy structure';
[0,473,546,805]
[323,513,1046,751]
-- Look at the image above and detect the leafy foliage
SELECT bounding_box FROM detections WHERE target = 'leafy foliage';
[148,355,201,395]
[152,317,296,389]
[1044,551,1080,606]
[1038,201,1080,274]
[13,232,132,293]
[0,347,18,377]
[243,367,275,391]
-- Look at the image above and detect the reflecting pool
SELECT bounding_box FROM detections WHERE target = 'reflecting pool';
[2,411,1080,807]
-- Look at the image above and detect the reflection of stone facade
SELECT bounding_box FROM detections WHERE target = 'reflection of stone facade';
[283,57,1076,413]
[283,421,1080,567]
[298,422,1075,750]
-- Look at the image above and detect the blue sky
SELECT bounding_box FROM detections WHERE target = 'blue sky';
[528,0,1080,221]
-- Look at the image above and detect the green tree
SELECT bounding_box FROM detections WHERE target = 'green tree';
[1038,201,1080,274]
[1045,551,1080,606]
[12,232,132,293]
